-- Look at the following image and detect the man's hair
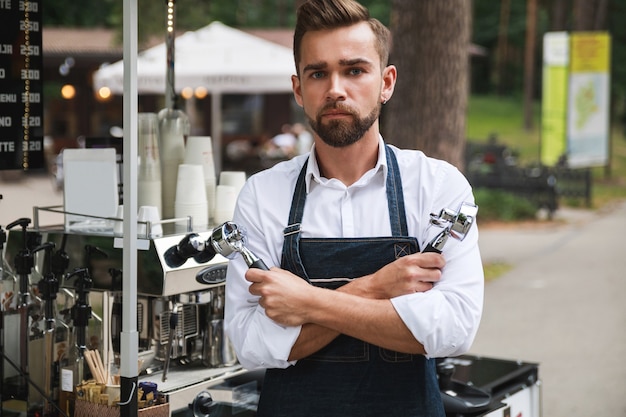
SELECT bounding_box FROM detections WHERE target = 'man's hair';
[293,0,392,75]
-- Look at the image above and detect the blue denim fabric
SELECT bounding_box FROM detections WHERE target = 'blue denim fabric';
[256,146,445,416]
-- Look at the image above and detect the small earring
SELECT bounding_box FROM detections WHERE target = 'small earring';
[382,98,388,105]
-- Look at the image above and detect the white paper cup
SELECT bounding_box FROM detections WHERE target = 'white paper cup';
[138,206,162,238]
[185,136,216,221]
[138,113,162,216]
[213,185,238,225]
[113,205,124,236]
[218,171,246,196]
[160,161,179,220]
[185,136,214,169]
[158,110,187,219]
[205,175,217,225]
[175,202,208,232]
[138,179,162,214]
[175,164,208,205]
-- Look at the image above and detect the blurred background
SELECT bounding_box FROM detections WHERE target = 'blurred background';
[1,2,625,417]
[2,0,625,223]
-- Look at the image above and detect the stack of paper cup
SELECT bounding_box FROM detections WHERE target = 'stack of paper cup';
[158,108,189,220]
[213,185,238,225]
[218,171,247,197]
[137,113,162,214]
[174,164,208,232]
[184,136,217,225]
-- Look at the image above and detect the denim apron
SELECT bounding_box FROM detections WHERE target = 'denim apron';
[256,145,445,417]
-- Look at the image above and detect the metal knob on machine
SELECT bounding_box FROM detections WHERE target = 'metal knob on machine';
[189,391,217,417]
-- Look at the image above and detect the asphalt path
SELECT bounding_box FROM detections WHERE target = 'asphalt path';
[472,200,626,417]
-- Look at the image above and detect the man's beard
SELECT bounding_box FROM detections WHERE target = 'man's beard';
[307,102,380,148]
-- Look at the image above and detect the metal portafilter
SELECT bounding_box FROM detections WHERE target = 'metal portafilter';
[422,202,479,254]
[164,221,269,276]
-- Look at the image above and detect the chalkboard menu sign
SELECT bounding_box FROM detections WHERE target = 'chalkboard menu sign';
[0,0,43,171]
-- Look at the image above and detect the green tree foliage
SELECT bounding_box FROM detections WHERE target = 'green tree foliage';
[41,0,390,33]
[42,0,117,26]
[40,0,626,119]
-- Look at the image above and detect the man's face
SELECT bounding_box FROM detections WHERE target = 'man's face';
[292,22,389,148]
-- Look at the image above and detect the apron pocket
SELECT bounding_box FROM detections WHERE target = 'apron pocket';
[379,348,414,363]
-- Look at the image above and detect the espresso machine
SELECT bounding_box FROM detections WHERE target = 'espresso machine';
[1,208,253,416]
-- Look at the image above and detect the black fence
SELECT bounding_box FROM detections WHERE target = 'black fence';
[465,141,592,217]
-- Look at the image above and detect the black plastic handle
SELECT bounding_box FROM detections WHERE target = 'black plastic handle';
[250,259,269,270]
[422,243,442,254]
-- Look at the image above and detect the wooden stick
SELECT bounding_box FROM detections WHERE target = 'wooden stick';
[84,351,101,383]
[92,350,107,384]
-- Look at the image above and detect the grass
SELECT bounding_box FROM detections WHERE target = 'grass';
[483,262,513,282]
[466,95,626,209]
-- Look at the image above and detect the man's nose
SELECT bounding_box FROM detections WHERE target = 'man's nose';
[326,73,346,101]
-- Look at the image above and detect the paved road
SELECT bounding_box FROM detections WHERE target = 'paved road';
[2,172,626,416]
[473,201,626,417]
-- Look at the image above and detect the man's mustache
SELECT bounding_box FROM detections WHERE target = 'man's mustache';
[318,101,357,117]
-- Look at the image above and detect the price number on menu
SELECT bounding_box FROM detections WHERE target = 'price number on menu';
[0,0,43,170]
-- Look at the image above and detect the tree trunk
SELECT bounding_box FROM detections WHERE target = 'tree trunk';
[573,0,608,30]
[548,0,571,31]
[384,0,471,170]
[495,0,511,96]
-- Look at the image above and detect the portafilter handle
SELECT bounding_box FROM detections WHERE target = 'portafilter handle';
[164,222,269,270]
[422,202,478,254]
[210,221,269,270]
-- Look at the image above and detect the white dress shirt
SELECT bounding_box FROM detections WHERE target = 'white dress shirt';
[225,137,484,370]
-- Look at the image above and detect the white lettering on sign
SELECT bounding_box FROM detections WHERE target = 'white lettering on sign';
[19,1,37,12]
[20,20,39,32]
[0,68,5,79]
[0,0,11,10]
[0,94,17,103]
[22,92,40,103]
[0,142,15,152]
[23,141,41,151]
[0,116,12,127]
[0,44,12,54]
[22,116,41,127]
[20,45,40,56]
[21,69,39,80]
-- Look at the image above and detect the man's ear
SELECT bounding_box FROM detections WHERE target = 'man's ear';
[292,74,304,107]
[381,65,397,103]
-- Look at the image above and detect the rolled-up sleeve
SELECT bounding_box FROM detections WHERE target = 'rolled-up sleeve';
[391,224,484,358]
[226,284,300,370]
[224,170,302,370]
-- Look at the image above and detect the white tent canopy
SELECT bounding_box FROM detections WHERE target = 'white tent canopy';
[93,21,297,172]
[93,21,296,94]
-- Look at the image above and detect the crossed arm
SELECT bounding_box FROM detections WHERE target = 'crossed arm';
[245,251,445,360]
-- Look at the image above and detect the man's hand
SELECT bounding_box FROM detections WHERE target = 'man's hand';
[246,267,314,326]
[353,252,445,299]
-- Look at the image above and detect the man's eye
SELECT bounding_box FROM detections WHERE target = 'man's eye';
[349,68,363,76]
[311,71,325,79]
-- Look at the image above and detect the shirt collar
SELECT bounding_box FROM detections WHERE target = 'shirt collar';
[305,135,388,193]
